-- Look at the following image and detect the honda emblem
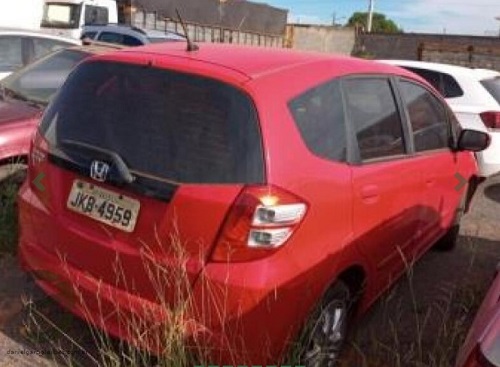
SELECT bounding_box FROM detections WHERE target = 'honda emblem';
[90,160,109,182]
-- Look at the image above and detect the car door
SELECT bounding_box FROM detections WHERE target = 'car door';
[343,77,423,294]
[398,79,460,254]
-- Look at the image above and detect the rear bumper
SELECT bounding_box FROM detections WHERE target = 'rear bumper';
[17,184,308,364]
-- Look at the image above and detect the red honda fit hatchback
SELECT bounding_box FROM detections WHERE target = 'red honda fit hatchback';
[18,43,489,365]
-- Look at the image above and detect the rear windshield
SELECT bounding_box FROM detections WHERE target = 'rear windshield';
[481,77,500,104]
[40,61,264,185]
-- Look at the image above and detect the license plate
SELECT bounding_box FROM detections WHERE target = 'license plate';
[66,180,140,232]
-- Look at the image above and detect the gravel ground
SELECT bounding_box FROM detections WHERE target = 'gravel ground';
[0,175,499,367]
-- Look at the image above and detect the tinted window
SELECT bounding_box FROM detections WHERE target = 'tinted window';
[289,80,347,162]
[404,67,463,98]
[0,36,23,72]
[441,73,463,98]
[400,81,449,152]
[84,5,108,25]
[405,67,441,91]
[481,77,500,104]
[344,78,405,161]
[2,49,88,104]
[98,32,143,46]
[41,62,264,185]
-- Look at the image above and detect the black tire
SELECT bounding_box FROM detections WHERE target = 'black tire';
[301,281,353,367]
[434,191,467,251]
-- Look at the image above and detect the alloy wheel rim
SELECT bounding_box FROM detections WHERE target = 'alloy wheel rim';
[304,299,348,367]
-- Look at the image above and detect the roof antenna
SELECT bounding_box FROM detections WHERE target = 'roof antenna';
[175,8,199,52]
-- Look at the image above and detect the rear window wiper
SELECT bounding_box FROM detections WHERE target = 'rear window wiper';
[59,139,135,184]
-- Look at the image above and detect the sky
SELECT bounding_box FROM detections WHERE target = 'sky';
[252,0,500,36]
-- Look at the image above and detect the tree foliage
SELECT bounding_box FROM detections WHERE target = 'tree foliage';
[347,12,402,33]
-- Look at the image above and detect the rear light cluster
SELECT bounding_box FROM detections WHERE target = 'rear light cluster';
[212,185,307,262]
[480,111,500,130]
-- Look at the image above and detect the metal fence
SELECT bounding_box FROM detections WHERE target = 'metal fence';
[133,10,285,47]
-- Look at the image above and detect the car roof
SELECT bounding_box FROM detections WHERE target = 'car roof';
[107,42,415,82]
[0,27,80,44]
[379,60,500,81]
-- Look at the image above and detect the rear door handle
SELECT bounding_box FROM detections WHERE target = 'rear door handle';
[360,185,380,203]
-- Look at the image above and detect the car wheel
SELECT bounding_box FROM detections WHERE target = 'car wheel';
[434,190,467,251]
[302,281,352,367]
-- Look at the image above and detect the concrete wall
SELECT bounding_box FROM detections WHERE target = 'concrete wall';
[286,24,356,55]
[357,33,500,70]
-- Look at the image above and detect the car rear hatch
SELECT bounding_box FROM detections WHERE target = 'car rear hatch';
[29,60,265,305]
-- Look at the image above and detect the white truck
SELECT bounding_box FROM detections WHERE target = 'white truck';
[0,0,118,39]
[41,0,118,39]
[0,0,44,30]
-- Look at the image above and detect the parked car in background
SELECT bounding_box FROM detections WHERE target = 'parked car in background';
[456,263,500,367]
[81,24,185,46]
[19,43,489,365]
[0,28,80,80]
[0,42,120,182]
[380,60,500,178]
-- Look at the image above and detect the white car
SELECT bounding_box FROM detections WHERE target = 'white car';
[380,60,500,178]
[81,24,185,46]
[0,28,80,80]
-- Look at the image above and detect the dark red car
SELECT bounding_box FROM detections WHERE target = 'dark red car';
[0,43,120,181]
[18,43,490,365]
[456,263,500,367]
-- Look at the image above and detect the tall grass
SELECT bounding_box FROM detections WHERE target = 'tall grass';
[22,227,247,367]
[0,163,25,255]
[341,240,484,367]
[19,227,486,367]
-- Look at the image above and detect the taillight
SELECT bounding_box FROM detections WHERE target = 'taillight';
[29,130,49,192]
[211,185,307,262]
[480,111,500,129]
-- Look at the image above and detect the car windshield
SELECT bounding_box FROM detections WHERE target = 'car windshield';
[41,3,81,29]
[0,49,88,106]
[40,61,264,185]
[481,77,500,104]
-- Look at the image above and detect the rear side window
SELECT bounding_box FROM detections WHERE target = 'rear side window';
[289,79,347,162]
[343,78,405,161]
[399,80,450,152]
[442,73,463,98]
[41,62,264,185]
[98,32,143,46]
[481,77,500,104]
[405,67,441,91]
[404,67,463,98]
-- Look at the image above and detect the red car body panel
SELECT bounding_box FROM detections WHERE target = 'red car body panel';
[0,99,40,162]
[456,264,500,367]
[18,43,480,364]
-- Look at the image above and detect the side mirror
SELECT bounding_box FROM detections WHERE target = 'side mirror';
[456,129,490,152]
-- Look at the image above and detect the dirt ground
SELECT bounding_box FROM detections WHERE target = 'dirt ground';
[0,175,499,367]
